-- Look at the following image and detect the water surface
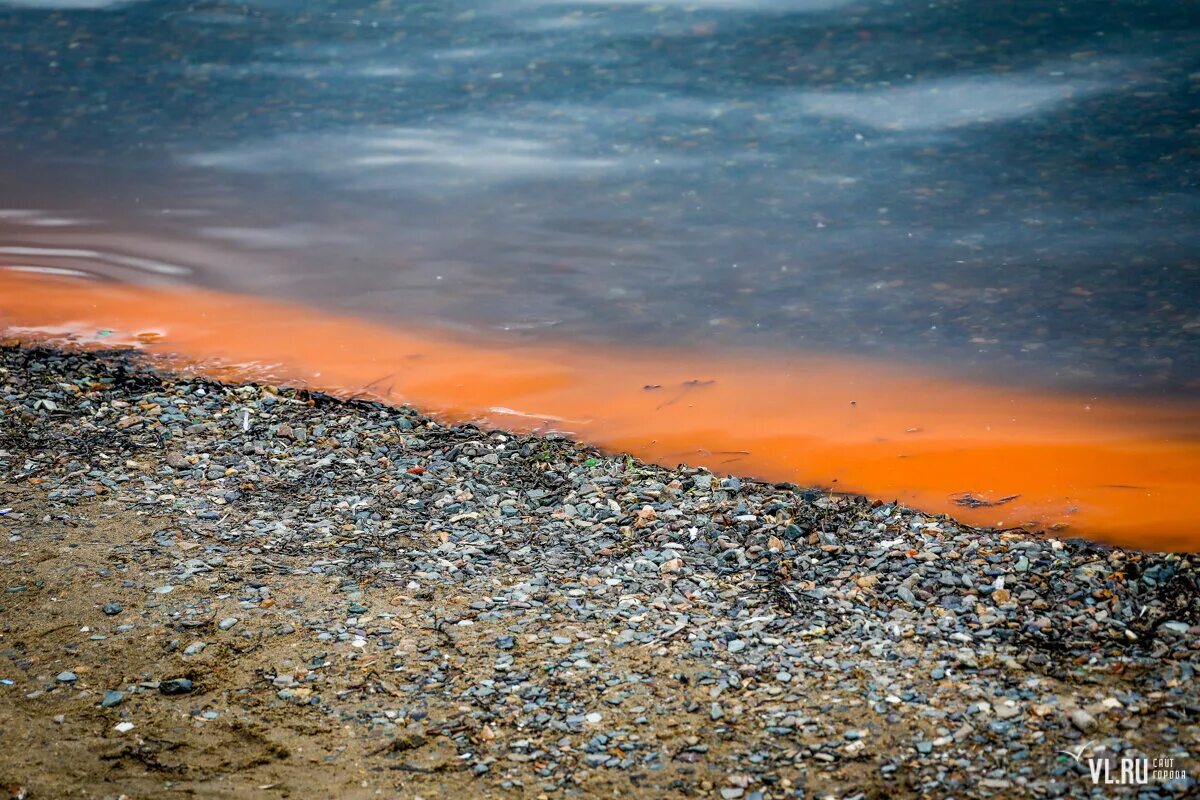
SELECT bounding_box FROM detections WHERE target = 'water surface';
[3,0,1198,388]
[5,270,1200,550]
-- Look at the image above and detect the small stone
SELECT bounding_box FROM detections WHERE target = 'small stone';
[916,741,933,754]
[102,603,122,616]
[101,690,125,708]
[995,702,1022,720]
[1069,709,1097,733]
[727,639,746,654]
[218,617,239,631]
[955,650,979,669]
[56,671,77,684]
[159,678,195,695]
[183,641,207,656]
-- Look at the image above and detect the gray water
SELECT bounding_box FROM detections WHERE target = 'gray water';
[1,0,1198,390]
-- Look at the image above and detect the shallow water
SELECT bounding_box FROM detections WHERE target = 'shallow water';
[1,0,1199,547]
[4,271,1200,551]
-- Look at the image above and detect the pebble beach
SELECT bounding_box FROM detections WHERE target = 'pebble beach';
[0,344,1196,799]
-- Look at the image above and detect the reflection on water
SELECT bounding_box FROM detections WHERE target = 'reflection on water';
[1,0,1197,390]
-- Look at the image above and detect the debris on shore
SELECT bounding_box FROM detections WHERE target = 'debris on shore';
[0,345,1195,798]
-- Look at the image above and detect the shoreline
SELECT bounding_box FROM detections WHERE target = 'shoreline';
[3,270,1200,550]
[0,344,1196,798]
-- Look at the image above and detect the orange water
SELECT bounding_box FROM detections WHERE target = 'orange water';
[2,270,1197,551]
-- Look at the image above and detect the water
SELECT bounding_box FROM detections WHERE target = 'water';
[5,270,1199,549]
[2,0,1198,390]
[2,0,1200,548]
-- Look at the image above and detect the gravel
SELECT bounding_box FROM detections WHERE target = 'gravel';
[0,344,1196,798]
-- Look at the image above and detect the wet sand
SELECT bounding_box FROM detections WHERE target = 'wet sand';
[2,270,1198,551]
